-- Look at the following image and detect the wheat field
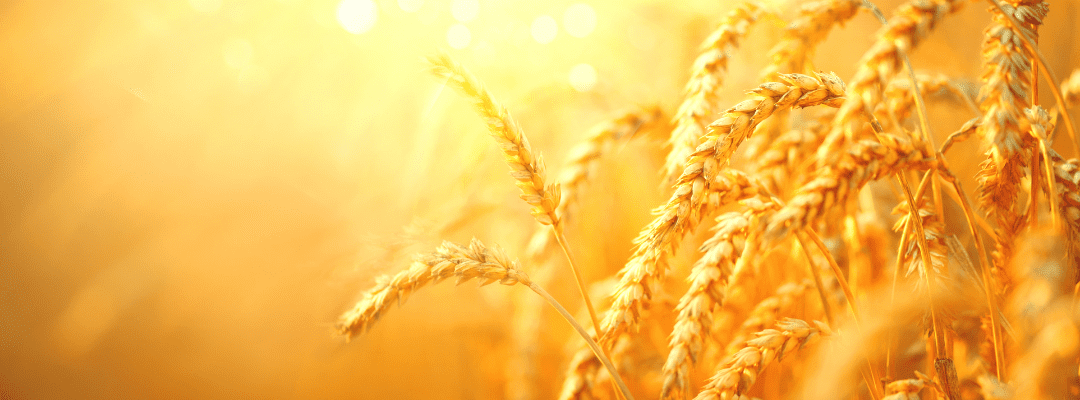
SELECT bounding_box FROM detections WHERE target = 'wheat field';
[3,0,1080,399]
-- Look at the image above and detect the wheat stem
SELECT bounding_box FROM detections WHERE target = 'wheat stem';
[526,281,634,400]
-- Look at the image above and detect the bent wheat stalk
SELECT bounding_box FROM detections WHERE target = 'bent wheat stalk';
[335,239,634,400]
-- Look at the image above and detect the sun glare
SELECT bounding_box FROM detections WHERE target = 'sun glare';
[336,0,378,34]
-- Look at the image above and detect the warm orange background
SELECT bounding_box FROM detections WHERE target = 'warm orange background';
[2,0,1079,399]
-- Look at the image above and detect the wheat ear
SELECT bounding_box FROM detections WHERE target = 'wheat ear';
[336,239,533,338]
[975,0,1048,282]
[984,0,1077,149]
[692,318,832,400]
[891,191,950,294]
[594,74,844,350]
[723,280,814,357]
[428,53,561,227]
[765,135,933,241]
[664,2,767,183]
[427,53,605,344]
[817,0,964,161]
[761,0,861,80]
[662,209,761,400]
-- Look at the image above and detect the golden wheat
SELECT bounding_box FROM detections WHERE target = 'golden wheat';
[336,1,1080,399]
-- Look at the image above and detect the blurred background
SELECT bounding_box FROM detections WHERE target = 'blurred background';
[1,0,1078,398]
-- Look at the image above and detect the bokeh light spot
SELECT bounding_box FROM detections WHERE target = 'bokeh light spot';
[569,63,597,92]
[398,0,422,13]
[563,4,596,38]
[447,24,472,49]
[531,15,558,44]
[337,0,378,34]
[451,0,479,23]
